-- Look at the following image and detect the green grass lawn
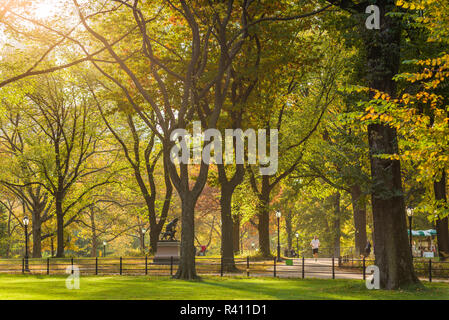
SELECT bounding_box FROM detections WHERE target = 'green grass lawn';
[0,274,448,300]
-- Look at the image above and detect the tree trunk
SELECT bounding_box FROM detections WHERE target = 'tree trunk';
[140,231,145,254]
[55,195,64,258]
[434,171,449,260]
[285,210,293,253]
[50,237,54,257]
[364,0,419,289]
[232,214,240,254]
[333,192,341,258]
[31,214,42,258]
[220,187,237,271]
[257,194,271,257]
[6,211,12,258]
[350,185,367,256]
[149,228,160,255]
[216,155,244,268]
[91,241,97,258]
[174,196,197,279]
[90,210,97,257]
[257,176,272,257]
[369,124,419,288]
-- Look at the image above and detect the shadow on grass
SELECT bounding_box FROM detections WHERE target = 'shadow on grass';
[0,274,447,300]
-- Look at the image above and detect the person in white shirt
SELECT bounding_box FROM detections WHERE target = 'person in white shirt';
[310,236,320,261]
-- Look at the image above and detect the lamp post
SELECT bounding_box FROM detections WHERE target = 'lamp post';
[23,216,29,272]
[295,232,299,257]
[103,241,107,257]
[406,207,414,256]
[251,242,255,254]
[276,211,282,262]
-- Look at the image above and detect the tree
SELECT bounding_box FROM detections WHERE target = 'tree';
[1,0,334,277]
[392,0,449,260]
[247,34,341,257]
[328,0,419,288]
[88,82,173,254]
[20,75,113,257]
[0,107,55,257]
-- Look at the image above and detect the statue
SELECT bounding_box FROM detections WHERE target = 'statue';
[154,217,180,264]
[161,218,179,241]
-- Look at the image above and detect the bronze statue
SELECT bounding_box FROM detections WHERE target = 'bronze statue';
[161,218,179,241]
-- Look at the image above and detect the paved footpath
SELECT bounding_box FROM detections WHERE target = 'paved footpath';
[268,258,363,280]
[264,258,448,283]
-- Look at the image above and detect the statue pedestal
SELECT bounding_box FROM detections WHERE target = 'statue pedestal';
[153,241,180,265]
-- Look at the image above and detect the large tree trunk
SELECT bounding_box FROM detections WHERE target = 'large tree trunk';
[434,171,449,260]
[55,194,64,258]
[149,228,160,255]
[30,194,48,258]
[364,0,419,289]
[220,187,237,271]
[217,160,244,270]
[31,214,42,258]
[175,196,197,279]
[369,124,419,288]
[350,185,367,256]
[257,176,272,257]
[333,192,341,258]
[257,207,270,257]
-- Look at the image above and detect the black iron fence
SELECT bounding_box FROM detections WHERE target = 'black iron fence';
[1,256,447,282]
[339,256,449,282]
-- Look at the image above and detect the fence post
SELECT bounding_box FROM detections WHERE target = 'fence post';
[220,257,224,277]
[302,255,305,279]
[47,258,50,275]
[246,256,250,277]
[332,256,335,279]
[338,256,342,267]
[120,257,123,275]
[170,256,174,276]
[362,256,366,280]
[145,256,148,275]
[71,258,74,274]
[429,259,432,282]
[273,257,276,277]
[95,257,98,275]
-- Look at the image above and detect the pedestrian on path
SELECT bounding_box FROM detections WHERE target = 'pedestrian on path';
[310,236,320,261]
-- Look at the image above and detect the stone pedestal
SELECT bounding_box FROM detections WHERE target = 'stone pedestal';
[153,241,180,265]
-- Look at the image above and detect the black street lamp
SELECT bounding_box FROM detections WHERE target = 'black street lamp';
[103,241,107,257]
[276,211,282,262]
[23,216,29,272]
[406,207,414,256]
[295,232,299,257]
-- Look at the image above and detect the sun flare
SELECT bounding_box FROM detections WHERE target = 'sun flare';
[33,0,58,19]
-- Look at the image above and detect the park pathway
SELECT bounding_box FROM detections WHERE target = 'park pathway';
[266,258,448,283]
[267,258,363,280]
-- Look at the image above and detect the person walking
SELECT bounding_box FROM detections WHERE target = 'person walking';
[310,236,320,261]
